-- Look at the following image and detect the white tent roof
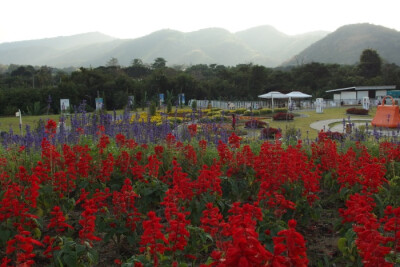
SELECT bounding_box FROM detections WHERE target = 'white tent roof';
[258,91,288,99]
[286,91,312,98]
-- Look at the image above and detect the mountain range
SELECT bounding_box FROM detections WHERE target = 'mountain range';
[0,23,399,68]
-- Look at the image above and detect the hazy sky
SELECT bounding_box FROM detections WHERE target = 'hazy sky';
[1,0,399,43]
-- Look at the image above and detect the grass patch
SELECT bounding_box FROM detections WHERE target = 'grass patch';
[0,114,63,134]
[266,106,375,140]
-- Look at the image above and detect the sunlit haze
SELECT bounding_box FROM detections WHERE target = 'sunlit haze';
[1,0,399,43]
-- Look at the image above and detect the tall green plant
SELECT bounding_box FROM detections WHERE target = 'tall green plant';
[149,101,157,116]
[27,101,42,115]
[166,90,174,113]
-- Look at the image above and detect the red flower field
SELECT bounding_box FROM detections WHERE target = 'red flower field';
[0,120,400,266]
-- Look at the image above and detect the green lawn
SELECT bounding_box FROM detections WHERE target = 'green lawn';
[0,114,63,134]
[0,109,128,134]
[261,106,376,140]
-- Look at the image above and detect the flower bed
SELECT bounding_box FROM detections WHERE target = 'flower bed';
[1,119,400,266]
[346,107,369,115]
[318,130,344,141]
[244,119,268,128]
[273,112,294,121]
[261,127,281,139]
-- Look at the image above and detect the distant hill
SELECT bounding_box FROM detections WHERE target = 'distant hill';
[235,25,328,65]
[0,26,327,68]
[0,32,117,67]
[284,23,400,66]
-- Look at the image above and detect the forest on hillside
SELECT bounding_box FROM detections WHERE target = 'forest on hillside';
[1,49,400,116]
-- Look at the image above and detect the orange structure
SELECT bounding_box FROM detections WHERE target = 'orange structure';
[371,96,400,128]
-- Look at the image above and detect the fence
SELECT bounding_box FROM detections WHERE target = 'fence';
[189,99,312,110]
[189,99,382,111]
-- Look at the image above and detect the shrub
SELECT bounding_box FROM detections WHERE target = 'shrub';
[198,116,228,123]
[284,125,298,140]
[243,110,261,116]
[273,112,294,121]
[259,108,272,115]
[261,127,281,139]
[167,100,172,113]
[207,111,220,117]
[235,108,247,114]
[149,101,157,116]
[245,119,268,128]
[274,107,288,113]
[191,100,197,110]
[346,107,368,115]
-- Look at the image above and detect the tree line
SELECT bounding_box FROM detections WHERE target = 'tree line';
[0,49,400,116]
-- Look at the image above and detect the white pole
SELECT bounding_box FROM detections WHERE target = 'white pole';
[272,95,274,111]
[19,109,22,135]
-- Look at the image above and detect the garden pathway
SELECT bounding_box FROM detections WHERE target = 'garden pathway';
[309,118,400,137]
[309,118,372,132]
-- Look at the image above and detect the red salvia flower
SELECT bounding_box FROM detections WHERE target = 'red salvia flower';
[47,206,73,233]
[139,211,168,267]
[188,124,197,137]
[166,212,190,252]
[228,132,242,149]
[45,119,57,135]
[272,219,308,267]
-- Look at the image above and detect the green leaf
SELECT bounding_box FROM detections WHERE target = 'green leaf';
[338,237,347,254]
[63,253,78,266]
[0,229,11,244]
[75,244,86,255]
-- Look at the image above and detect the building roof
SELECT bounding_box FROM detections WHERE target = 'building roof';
[326,85,396,93]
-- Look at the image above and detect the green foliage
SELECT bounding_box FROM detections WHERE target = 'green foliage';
[53,237,99,267]
[234,108,247,114]
[1,48,400,116]
[207,111,220,117]
[26,101,43,116]
[167,100,172,113]
[274,108,288,113]
[191,100,197,110]
[149,101,157,116]
[358,49,382,78]
[336,229,362,265]
[284,124,299,141]
[259,108,272,115]
[2,105,19,116]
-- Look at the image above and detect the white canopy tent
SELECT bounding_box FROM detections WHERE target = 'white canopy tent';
[286,91,312,98]
[286,91,312,110]
[258,91,288,110]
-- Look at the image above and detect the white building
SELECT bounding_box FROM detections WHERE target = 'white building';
[325,85,396,105]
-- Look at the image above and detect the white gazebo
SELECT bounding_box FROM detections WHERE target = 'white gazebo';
[286,91,312,98]
[258,91,288,110]
[286,91,312,110]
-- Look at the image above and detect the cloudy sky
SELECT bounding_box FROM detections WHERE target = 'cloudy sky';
[1,0,399,43]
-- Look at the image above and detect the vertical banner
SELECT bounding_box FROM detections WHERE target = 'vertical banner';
[159,93,164,103]
[178,93,185,106]
[128,96,134,109]
[362,96,370,110]
[95,98,103,111]
[315,98,323,113]
[60,99,70,113]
